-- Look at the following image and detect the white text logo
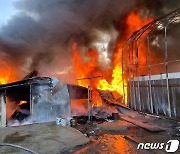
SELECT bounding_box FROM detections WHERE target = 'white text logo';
[137,140,179,152]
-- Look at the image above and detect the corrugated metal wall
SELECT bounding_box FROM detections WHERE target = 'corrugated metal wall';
[122,9,180,119]
[128,74,180,118]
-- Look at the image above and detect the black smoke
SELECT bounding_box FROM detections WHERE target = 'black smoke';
[0,0,179,79]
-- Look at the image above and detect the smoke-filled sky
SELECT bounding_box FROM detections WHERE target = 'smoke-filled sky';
[0,0,179,81]
[0,0,17,28]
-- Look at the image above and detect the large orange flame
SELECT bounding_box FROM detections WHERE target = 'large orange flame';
[72,12,153,105]
[0,60,17,85]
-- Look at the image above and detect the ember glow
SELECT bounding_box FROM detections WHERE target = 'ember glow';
[72,12,153,105]
[19,101,28,106]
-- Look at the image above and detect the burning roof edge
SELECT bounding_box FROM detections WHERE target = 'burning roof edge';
[0,76,89,100]
[0,77,52,90]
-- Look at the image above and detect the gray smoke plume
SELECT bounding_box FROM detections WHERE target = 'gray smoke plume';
[0,0,134,75]
[137,0,180,73]
[137,0,180,18]
[0,0,179,81]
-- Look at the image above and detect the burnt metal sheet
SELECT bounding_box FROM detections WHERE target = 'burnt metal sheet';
[0,77,71,126]
[67,84,88,99]
[0,77,52,90]
[32,78,71,123]
[22,70,38,80]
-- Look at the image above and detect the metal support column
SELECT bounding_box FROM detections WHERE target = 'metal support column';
[77,75,102,123]
[88,85,92,122]
[122,49,126,105]
[0,91,6,127]
[128,46,131,108]
[132,41,137,110]
[30,84,33,122]
[164,26,171,117]
[147,36,153,114]
[135,40,142,111]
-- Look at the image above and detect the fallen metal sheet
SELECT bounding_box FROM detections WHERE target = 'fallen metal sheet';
[119,114,165,132]
[98,90,123,106]
[117,106,177,132]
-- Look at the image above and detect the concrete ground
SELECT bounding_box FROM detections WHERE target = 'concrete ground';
[0,118,180,154]
[0,122,89,154]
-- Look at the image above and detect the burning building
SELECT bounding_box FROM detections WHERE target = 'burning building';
[0,76,89,127]
[0,77,70,127]
[0,1,180,153]
[122,9,180,118]
[0,1,179,126]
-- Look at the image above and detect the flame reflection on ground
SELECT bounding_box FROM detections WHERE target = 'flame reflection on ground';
[73,134,137,154]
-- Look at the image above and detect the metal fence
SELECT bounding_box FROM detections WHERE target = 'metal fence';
[122,9,180,118]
